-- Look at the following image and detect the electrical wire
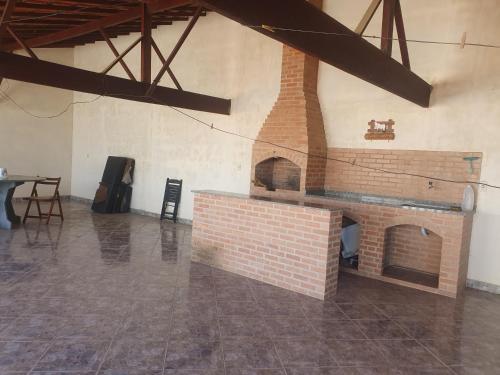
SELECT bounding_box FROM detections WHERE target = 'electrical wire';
[249,25,500,50]
[0,87,102,118]
[1,5,101,25]
[0,10,498,187]
[2,4,499,49]
[159,103,500,190]
[2,8,499,49]
[1,79,498,190]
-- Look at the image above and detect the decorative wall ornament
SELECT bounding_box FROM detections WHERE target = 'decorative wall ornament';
[365,119,395,140]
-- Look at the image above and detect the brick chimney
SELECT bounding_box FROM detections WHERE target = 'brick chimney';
[251,0,327,196]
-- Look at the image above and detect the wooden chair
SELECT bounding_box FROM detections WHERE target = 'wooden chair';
[160,178,182,223]
[23,177,64,224]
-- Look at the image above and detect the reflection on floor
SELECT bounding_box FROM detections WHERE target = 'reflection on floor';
[383,265,440,288]
[0,201,499,374]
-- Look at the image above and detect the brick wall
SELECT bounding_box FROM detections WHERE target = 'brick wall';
[192,191,342,300]
[384,224,443,274]
[325,148,482,204]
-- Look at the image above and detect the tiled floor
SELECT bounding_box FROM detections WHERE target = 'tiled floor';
[0,201,500,374]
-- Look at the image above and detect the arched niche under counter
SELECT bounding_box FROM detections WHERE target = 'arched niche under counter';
[382,223,443,288]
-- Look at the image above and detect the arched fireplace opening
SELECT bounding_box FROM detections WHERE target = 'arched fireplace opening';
[254,157,301,192]
[383,224,443,288]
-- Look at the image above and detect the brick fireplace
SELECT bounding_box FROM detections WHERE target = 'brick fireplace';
[193,0,478,299]
[251,42,327,196]
[254,157,301,192]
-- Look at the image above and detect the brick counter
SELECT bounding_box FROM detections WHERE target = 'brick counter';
[191,190,343,300]
[307,195,473,298]
[253,189,473,298]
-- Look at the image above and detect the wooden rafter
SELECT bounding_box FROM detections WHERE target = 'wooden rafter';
[1,0,194,51]
[152,38,183,90]
[147,6,201,96]
[355,0,382,35]
[0,0,16,45]
[141,3,152,83]
[380,0,396,56]
[99,27,136,80]
[394,0,410,69]
[6,25,37,58]
[200,0,430,107]
[0,51,231,114]
[0,0,16,85]
[101,35,142,74]
[354,0,410,69]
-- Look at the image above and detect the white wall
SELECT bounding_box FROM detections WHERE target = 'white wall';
[71,13,282,219]
[318,0,500,286]
[0,49,74,196]
[70,1,500,287]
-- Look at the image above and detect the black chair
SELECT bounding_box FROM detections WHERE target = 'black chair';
[160,178,182,223]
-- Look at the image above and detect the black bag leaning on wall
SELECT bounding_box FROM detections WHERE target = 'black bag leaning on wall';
[92,156,135,213]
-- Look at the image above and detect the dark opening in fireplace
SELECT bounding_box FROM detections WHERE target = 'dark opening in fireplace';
[254,157,301,191]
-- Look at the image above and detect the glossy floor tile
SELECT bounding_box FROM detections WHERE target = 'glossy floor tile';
[0,201,499,374]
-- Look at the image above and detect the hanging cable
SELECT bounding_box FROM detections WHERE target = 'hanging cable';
[1,5,100,25]
[249,25,500,50]
[158,102,500,190]
[0,79,498,190]
[0,88,102,119]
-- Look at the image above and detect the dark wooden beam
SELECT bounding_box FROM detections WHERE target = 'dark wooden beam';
[141,3,152,83]
[0,0,16,46]
[394,0,410,69]
[380,0,396,56]
[152,37,182,90]
[99,27,136,80]
[101,36,142,74]
[1,0,192,51]
[0,51,230,114]
[355,0,382,35]
[200,0,431,107]
[6,26,38,59]
[0,0,16,84]
[147,6,201,96]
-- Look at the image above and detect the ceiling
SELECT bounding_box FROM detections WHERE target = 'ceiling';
[0,0,204,48]
[0,0,431,107]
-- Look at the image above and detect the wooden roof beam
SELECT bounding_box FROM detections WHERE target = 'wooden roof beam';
[152,37,182,90]
[101,35,141,74]
[380,0,396,56]
[99,27,135,80]
[141,3,152,83]
[199,0,431,107]
[1,0,192,51]
[0,0,16,46]
[147,6,201,96]
[355,0,381,35]
[0,51,231,114]
[6,25,38,58]
[394,0,410,69]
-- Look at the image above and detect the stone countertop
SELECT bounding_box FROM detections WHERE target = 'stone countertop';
[308,190,470,216]
[192,190,341,212]
[193,190,472,217]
